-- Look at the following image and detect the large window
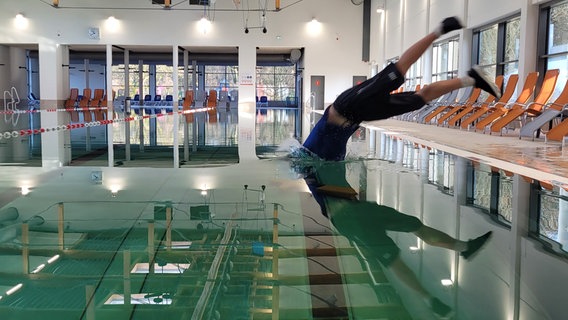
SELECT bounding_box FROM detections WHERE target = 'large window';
[504,18,521,76]
[112,64,192,100]
[204,65,238,98]
[540,1,568,98]
[111,64,149,98]
[405,57,422,90]
[473,17,521,80]
[428,150,454,194]
[154,65,188,99]
[528,182,568,255]
[432,38,459,82]
[256,65,296,101]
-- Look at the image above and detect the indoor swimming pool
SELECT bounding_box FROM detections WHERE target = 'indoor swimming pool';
[0,135,566,320]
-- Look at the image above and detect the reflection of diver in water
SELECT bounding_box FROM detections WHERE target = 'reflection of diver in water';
[295,159,492,318]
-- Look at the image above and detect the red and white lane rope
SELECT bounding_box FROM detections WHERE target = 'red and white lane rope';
[0,107,213,140]
[0,106,112,115]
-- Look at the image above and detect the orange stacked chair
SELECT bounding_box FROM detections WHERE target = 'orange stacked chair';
[423,87,480,124]
[183,90,194,123]
[91,89,105,121]
[519,80,568,140]
[444,76,504,127]
[458,74,519,130]
[473,72,539,133]
[98,90,116,120]
[65,88,79,122]
[207,90,218,123]
[489,69,559,135]
[545,115,568,142]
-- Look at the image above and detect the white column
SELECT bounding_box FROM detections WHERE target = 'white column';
[422,0,432,84]
[84,59,91,152]
[508,174,531,320]
[379,132,387,159]
[420,146,429,183]
[124,50,131,161]
[237,45,257,161]
[395,137,404,164]
[39,43,68,168]
[518,0,539,89]
[172,45,179,168]
[368,128,376,157]
[459,0,471,76]
[138,59,144,152]
[106,44,114,167]
[389,137,397,162]
[451,156,468,309]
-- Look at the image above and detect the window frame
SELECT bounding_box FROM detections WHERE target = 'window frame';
[432,37,460,82]
[472,15,521,78]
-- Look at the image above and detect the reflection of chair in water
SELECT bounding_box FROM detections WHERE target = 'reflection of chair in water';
[144,94,154,115]
[182,90,194,123]
[131,94,141,114]
[207,90,218,123]
[98,90,116,120]
[65,88,80,122]
[79,88,93,122]
[91,89,105,121]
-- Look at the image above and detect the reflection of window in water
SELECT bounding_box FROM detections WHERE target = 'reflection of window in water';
[105,293,173,305]
[538,186,563,249]
[130,262,191,274]
[428,150,454,194]
[498,175,513,222]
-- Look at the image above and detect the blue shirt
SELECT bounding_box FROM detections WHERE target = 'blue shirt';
[302,107,359,161]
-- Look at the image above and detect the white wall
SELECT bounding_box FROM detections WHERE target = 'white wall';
[468,0,523,28]
[403,0,429,47]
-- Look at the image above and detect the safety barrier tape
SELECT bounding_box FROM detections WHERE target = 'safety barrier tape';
[0,106,109,115]
[0,104,186,115]
[0,107,213,140]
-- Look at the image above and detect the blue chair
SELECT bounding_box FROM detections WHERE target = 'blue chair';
[259,96,268,107]
[144,95,154,115]
[165,95,174,112]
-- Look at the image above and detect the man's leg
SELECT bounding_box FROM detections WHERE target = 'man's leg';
[395,17,463,75]
[415,67,502,103]
[413,225,493,260]
[416,78,464,102]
